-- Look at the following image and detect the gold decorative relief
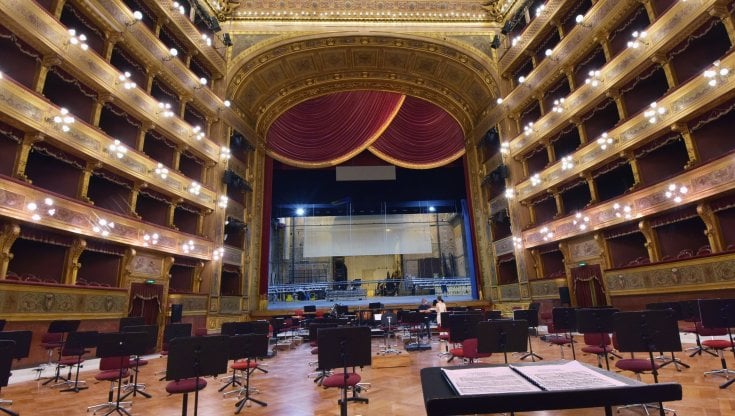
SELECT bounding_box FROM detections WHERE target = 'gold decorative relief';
[129,254,164,277]
[0,282,126,320]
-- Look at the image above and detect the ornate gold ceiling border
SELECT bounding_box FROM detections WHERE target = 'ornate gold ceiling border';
[266,94,406,169]
[226,32,501,140]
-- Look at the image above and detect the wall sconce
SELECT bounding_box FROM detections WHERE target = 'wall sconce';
[220,147,231,161]
[188,181,201,195]
[66,29,88,50]
[704,60,730,87]
[513,236,523,249]
[644,101,666,123]
[212,246,225,261]
[504,188,515,199]
[540,226,554,241]
[181,240,195,253]
[560,155,574,171]
[92,217,115,237]
[626,30,649,49]
[585,70,603,87]
[575,14,591,28]
[613,203,633,219]
[223,100,231,108]
[171,1,186,15]
[191,125,206,141]
[49,107,75,132]
[551,98,565,113]
[665,183,688,203]
[597,132,614,150]
[152,163,169,179]
[496,97,503,105]
[500,142,510,155]
[511,36,522,47]
[218,195,228,209]
[535,4,545,17]
[117,71,136,90]
[544,48,558,62]
[517,75,527,85]
[26,197,55,221]
[194,77,208,90]
[201,34,213,47]
[157,102,174,118]
[126,10,143,27]
[162,48,178,61]
[530,173,542,186]
[523,121,535,136]
[107,139,128,159]
[142,232,159,247]
[573,212,590,231]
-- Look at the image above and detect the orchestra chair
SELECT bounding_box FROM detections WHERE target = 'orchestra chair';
[87,356,133,415]
[453,338,492,364]
[612,309,681,416]
[229,334,269,413]
[678,299,717,357]
[698,298,735,389]
[40,320,81,386]
[576,308,621,370]
[446,313,483,362]
[317,326,372,416]
[59,331,99,393]
[436,312,452,357]
[547,307,577,360]
[0,331,32,416]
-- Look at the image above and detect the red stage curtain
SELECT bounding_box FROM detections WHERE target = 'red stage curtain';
[266,91,405,167]
[129,283,163,325]
[369,96,465,168]
[571,265,607,307]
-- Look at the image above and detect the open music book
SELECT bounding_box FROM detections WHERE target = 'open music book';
[441,360,628,396]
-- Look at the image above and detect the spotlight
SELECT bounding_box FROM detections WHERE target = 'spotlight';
[490,34,501,49]
[222,33,233,47]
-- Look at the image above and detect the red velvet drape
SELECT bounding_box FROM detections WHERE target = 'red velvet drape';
[571,265,607,307]
[369,96,465,168]
[266,91,405,167]
[129,283,163,325]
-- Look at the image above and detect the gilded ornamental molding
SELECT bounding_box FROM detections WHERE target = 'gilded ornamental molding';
[0,281,127,320]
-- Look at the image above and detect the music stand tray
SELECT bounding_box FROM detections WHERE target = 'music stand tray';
[318,327,372,416]
[0,331,32,415]
[221,322,254,336]
[513,310,542,361]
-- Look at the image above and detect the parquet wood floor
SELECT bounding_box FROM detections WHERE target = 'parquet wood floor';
[3,334,735,415]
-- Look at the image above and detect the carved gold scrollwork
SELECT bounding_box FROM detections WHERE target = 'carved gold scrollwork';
[697,202,725,252]
[0,222,20,279]
[193,261,204,293]
[638,219,660,263]
[65,238,87,285]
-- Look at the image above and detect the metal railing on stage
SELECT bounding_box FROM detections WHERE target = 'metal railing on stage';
[266,277,472,302]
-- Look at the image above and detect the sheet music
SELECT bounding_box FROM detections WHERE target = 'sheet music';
[441,366,540,395]
[511,360,628,391]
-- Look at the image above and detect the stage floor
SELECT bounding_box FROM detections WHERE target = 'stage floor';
[266,294,475,310]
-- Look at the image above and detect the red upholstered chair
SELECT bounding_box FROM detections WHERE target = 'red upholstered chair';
[696,245,712,256]
[458,338,492,364]
[40,332,63,367]
[194,328,208,336]
[581,333,620,370]
[165,378,207,415]
[4,272,20,281]
[614,358,669,414]
[676,249,694,259]
[322,371,369,406]
[87,356,132,414]
[693,321,726,357]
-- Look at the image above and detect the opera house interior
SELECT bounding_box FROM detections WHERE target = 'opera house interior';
[0,0,734,414]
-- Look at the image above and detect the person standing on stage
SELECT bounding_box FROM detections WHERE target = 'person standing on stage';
[434,296,447,326]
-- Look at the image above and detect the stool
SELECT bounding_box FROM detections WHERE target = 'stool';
[615,359,676,414]
[322,372,369,406]
[702,338,735,388]
[166,378,207,416]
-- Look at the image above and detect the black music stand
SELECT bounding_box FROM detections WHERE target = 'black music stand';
[576,308,620,370]
[0,321,5,332]
[379,311,400,355]
[698,298,735,388]
[486,310,503,320]
[613,310,682,416]
[42,319,81,386]
[0,341,15,416]
[404,311,432,351]
[118,317,145,331]
[477,319,528,363]
[318,326,371,416]
[221,322,253,336]
[159,323,192,380]
[60,331,99,393]
[250,321,272,371]
[646,302,690,370]
[0,331,31,416]
[309,323,338,384]
[550,307,577,360]
[679,299,716,357]
[231,334,269,413]
[120,325,157,400]
[167,335,229,416]
[97,332,149,416]
[446,314,483,361]
[218,323,252,393]
[513,309,542,361]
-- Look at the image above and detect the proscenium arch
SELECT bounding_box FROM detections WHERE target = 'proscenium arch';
[226,32,501,142]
